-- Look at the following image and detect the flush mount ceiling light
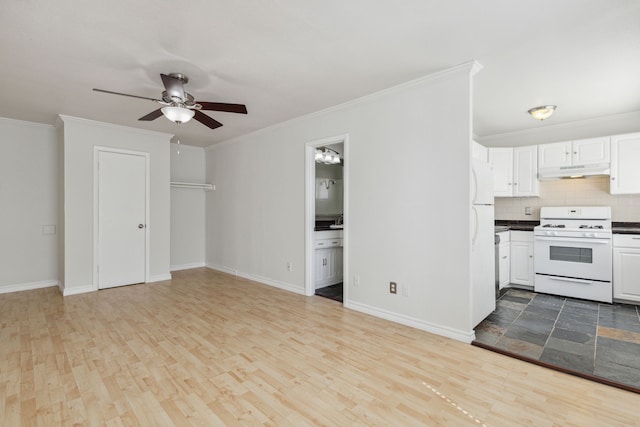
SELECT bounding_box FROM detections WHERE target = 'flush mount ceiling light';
[161,106,195,125]
[315,147,341,165]
[528,105,557,121]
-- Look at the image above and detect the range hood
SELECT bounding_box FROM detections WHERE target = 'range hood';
[538,162,610,180]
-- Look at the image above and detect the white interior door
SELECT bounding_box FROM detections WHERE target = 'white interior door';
[98,150,147,289]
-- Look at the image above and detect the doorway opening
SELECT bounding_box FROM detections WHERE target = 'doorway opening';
[305,135,348,302]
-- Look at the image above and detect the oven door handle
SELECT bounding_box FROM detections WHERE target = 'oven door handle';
[548,276,593,285]
[534,237,610,244]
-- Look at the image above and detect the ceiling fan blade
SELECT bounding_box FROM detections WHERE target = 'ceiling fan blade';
[198,102,248,114]
[161,74,185,100]
[93,88,161,102]
[139,109,164,121]
[194,110,223,129]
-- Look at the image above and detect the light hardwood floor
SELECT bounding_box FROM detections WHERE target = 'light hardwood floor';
[1,268,639,426]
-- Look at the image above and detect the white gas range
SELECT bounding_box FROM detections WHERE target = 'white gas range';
[534,206,612,303]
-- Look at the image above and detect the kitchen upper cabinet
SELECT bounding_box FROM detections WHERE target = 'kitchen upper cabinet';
[538,137,610,169]
[613,234,640,303]
[510,231,534,287]
[610,132,640,194]
[489,148,513,197]
[538,141,572,168]
[573,137,610,165]
[488,146,539,197]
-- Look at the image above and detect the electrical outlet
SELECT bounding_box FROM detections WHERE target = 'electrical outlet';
[286,262,292,272]
[525,206,532,215]
[353,275,360,287]
[390,281,397,294]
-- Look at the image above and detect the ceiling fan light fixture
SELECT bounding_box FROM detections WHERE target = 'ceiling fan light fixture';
[528,105,556,121]
[161,106,195,124]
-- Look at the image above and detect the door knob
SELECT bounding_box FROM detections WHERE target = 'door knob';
[138,224,144,229]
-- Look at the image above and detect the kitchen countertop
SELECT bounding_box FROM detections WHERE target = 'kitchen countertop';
[494,221,640,234]
[612,222,640,234]
[494,220,539,232]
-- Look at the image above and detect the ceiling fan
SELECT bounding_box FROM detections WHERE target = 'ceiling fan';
[93,73,247,129]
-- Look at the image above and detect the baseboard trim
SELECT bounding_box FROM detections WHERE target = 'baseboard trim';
[205,264,305,295]
[170,262,205,272]
[238,272,305,295]
[147,273,172,283]
[63,284,96,296]
[344,300,474,343]
[206,263,239,276]
[0,279,59,295]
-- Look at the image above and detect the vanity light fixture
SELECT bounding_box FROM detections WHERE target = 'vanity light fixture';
[315,147,341,165]
[161,106,195,124]
[528,105,556,121]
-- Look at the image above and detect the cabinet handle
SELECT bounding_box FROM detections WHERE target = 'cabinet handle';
[507,182,512,186]
[632,237,640,240]
[574,151,577,155]
[501,256,507,259]
[529,255,533,258]
[513,182,518,186]
[611,177,616,181]
[318,243,325,246]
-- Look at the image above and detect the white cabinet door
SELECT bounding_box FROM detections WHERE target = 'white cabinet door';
[573,136,610,166]
[538,141,571,168]
[510,231,534,287]
[315,248,330,287]
[613,235,640,303]
[315,247,343,288]
[613,247,640,303]
[498,242,510,289]
[513,146,539,197]
[510,241,533,286]
[611,133,640,194]
[488,148,513,197]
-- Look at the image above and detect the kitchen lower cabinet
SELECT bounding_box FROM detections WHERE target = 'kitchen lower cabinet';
[613,234,640,303]
[497,231,510,289]
[510,231,534,287]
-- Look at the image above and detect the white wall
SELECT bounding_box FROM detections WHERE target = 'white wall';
[206,63,477,340]
[57,116,172,294]
[170,142,206,270]
[0,118,58,292]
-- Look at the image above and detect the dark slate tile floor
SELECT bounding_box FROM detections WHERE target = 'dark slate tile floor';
[474,288,640,391]
[315,283,343,303]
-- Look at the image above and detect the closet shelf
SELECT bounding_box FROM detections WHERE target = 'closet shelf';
[170,181,214,190]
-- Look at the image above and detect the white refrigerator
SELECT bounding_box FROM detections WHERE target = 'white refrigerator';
[471,159,496,327]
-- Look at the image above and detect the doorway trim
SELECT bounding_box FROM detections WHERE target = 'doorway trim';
[304,134,349,299]
[93,146,151,291]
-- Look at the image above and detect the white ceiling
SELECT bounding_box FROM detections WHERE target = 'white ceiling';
[1,0,638,147]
